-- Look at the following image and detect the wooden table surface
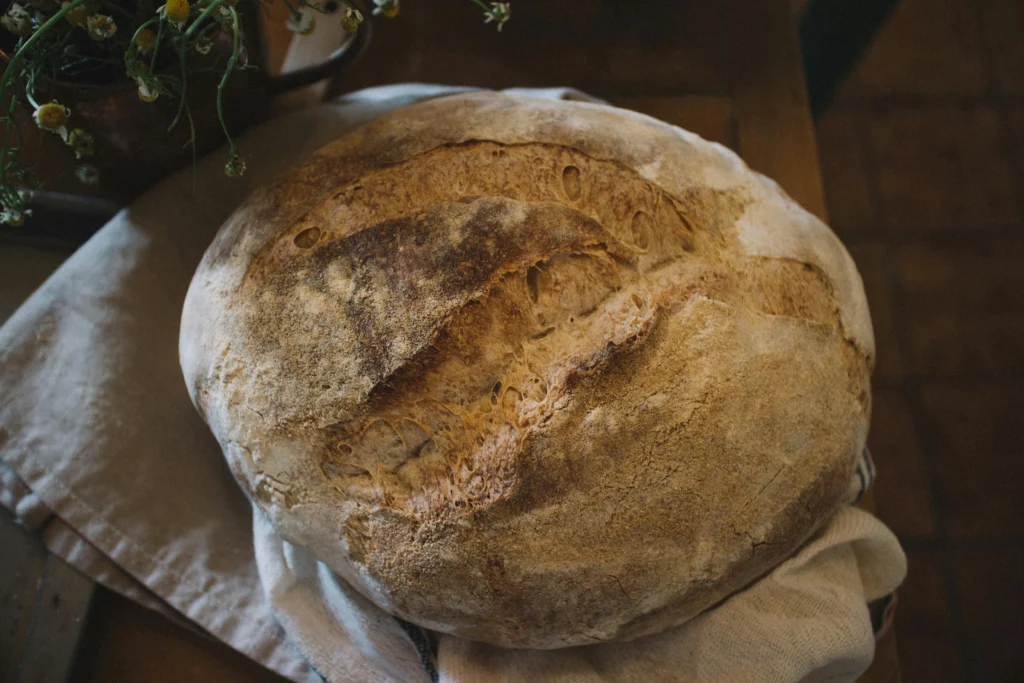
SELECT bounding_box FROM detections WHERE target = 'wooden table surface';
[1,1,899,681]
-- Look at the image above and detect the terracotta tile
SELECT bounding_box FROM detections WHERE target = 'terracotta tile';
[980,0,1024,94]
[869,107,1019,232]
[895,550,965,683]
[952,547,1024,683]
[815,108,877,235]
[868,390,935,539]
[838,0,989,99]
[923,386,1024,537]
[895,242,1024,376]
[847,244,904,382]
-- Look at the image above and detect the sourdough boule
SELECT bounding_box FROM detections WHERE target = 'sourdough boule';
[179,92,874,649]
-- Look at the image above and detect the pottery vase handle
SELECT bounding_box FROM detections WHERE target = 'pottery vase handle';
[265,3,373,96]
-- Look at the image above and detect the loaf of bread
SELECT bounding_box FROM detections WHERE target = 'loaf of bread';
[180,92,874,649]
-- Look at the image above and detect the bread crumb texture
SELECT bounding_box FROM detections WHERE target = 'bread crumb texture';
[179,93,874,648]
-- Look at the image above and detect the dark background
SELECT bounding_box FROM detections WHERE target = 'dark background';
[812,0,1024,680]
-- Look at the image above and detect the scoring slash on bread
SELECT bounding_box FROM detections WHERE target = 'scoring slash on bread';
[180,92,874,649]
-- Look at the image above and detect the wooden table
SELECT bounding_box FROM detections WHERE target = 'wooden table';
[0,1,899,680]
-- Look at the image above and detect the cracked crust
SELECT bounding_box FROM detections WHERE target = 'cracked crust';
[179,92,874,648]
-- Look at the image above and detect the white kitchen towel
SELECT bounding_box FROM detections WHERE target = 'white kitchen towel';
[0,84,906,683]
[434,504,904,683]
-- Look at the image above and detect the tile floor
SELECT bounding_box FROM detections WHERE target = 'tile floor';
[815,0,1024,679]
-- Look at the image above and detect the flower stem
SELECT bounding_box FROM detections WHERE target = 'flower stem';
[216,5,241,152]
[170,0,227,132]
[185,0,228,40]
[0,0,91,192]
[150,19,165,73]
[126,17,160,70]
[24,71,40,109]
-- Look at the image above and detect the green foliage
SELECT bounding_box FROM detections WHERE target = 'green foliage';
[0,0,511,225]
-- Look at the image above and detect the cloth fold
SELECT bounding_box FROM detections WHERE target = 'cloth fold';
[438,506,903,683]
[0,84,906,683]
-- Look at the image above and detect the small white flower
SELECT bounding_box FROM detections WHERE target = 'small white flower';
[286,11,315,35]
[340,6,363,34]
[66,128,95,160]
[75,164,100,186]
[34,101,71,140]
[372,0,399,18]
[85,13,117,41]
[135,28,157,53]
[224,150,246,178]
[160,0,190,30]
[194,35,213,54]
[62,1,90,28]
[1,205,31,227]
[215,4,234,29]
[2,3,32,37]
[136,76,160,103]
[483,2,511,31]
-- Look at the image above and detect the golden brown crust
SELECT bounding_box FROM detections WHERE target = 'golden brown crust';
[180,92,873,648]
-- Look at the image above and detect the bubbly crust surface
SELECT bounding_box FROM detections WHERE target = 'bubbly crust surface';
[180,93,874,648]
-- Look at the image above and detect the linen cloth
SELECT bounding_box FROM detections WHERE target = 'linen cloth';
[0,84,906,683]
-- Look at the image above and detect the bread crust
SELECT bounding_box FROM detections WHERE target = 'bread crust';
[180,92,874,648]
